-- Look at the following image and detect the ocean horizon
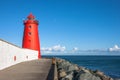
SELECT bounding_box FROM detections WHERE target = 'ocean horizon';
[43,55,120,78]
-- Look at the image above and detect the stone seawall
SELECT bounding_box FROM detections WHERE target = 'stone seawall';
[55,58,119,80]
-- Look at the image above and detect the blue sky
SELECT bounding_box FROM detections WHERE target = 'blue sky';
[0,0,120,52]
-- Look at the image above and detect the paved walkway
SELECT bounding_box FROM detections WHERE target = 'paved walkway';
[0,59,52,80]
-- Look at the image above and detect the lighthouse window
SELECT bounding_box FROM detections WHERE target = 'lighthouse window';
[28,32,31,35]
[29,40,31,42]
[28,26,31,29]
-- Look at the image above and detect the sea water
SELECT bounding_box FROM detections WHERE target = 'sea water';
[43,55,120,78]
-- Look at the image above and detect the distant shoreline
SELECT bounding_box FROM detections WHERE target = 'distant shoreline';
[42,55,120,56]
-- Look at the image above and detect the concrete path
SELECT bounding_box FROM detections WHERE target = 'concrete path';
[0,59,52,80]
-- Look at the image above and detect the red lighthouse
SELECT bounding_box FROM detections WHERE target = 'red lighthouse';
[22,13,41,59]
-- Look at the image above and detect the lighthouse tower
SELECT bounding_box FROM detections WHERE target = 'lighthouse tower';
[22,13,41,59]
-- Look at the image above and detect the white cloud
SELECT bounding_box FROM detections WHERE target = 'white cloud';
[109,45,120,52]
[69,47,80,53]
[52,45,66,51]
[73,47,79,51]
[41,45,66,53]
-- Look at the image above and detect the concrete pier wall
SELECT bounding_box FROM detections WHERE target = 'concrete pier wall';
[0,39,38,70]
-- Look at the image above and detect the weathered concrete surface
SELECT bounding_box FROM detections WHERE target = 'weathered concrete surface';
[0,59,52,80]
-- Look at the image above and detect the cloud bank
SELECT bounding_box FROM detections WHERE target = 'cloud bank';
[41,44,120,55]
[109,45,120,52]
[41,45,66,53]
